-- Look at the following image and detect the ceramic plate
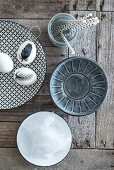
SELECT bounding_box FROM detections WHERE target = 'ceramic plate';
[17,111,72,166]
[0,20,46,109]
[50,57,108,116]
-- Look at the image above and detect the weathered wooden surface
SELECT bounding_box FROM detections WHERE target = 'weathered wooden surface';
[69,0,96,11]
[70,0,114,12]
[96,12,114,149]
[70,11,96,59]
[0,0,113,169]
[96,0,114,11]
[68,115,95,148]
[0,95,67,122]
[0,0,68,19]
[68,11,96,149]
[0,0,97,19]
[0,149,113,170]
[0,122,19,147]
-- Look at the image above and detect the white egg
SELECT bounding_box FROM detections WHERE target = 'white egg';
[14,67,37,86]
[17,40,36,65]
[0,52,14,73]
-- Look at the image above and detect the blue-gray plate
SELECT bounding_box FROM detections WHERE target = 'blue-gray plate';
[50,57,108,116]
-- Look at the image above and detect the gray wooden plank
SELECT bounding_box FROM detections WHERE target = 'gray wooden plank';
[44,47,68,73]
[69,11,96,59]
[0,0,68,19]
[69,0,96,11]
[96,12,114,149]
[0,122,19,147]
[68,11,96,148]
[96,0,114,11]
[0,94,68,122]
[0,148,113,170]
[69,115,95,148]
[37,45,68,95]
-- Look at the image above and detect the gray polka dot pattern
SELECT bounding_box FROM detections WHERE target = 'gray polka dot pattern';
[0,20,46,109]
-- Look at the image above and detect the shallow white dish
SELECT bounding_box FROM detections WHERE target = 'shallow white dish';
[17,111,72,166]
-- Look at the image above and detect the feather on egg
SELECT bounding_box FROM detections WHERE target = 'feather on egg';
[17,41,36,65]
[14,67,37,86]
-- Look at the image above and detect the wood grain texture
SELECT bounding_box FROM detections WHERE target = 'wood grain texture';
[69,11,96,59]
[67,11,96,148]
[44,47,68,73]
[96,12,114,149]
[0,122,19,147]
[0,148,113,170]
[0,94,68,122]
[69,0,96,11]
[96,0,114,11]
[0,0,68,19]
[69,115,95,148]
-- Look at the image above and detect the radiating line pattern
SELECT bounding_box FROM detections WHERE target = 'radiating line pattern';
[87,67,97,76]
[57,96,65,104]
[57,69,65,77]
[91,81,105,84]
[72,60,74,72]
[82,62,90,73]
[87,96,97,105]
[50,57,107,116]
[51,86,62,88]
[90,74,102,80]
[89,92,102,98]
[64,64,69,73]
[53,76,63,82]
[77,60,81,72]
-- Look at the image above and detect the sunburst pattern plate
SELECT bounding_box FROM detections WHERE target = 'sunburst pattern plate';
[50,57,108,116]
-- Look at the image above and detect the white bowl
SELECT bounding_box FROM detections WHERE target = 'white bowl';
[17,111,72,166]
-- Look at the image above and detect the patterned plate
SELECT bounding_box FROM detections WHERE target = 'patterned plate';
[50,57,108,116]
[0,20,46,109]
